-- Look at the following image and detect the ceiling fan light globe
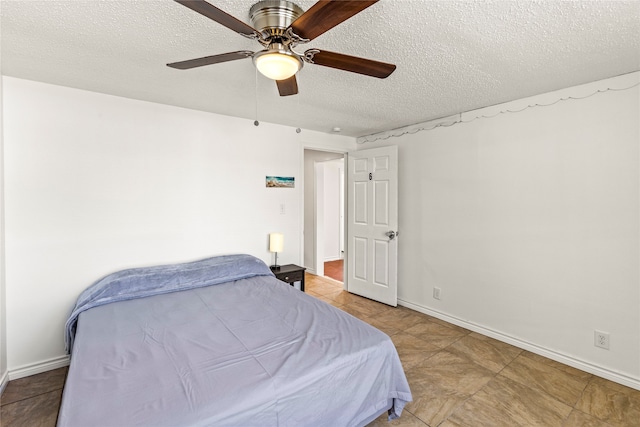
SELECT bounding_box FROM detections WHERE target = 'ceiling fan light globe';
[254,51,301,80]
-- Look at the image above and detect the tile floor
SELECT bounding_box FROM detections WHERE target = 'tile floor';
[1,273,639,426]
[1,366,67,426]
[305,274,640,427]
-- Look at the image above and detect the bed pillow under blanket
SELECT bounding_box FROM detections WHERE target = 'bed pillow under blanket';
[64,253,274,352]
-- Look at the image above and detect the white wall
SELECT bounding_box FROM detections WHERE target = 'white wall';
[2,77,354,374]
[362,73,640,388]
[323,159,343,261]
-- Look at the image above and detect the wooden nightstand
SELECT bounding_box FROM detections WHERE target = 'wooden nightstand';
[271,264,306,292]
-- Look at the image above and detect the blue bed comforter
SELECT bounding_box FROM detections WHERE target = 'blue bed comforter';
[64,254,273,352]
[60,254,413,426]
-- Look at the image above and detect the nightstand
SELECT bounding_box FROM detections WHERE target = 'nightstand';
[271,264,306,292]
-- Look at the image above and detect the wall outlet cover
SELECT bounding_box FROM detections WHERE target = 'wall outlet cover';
[594,330,610,350]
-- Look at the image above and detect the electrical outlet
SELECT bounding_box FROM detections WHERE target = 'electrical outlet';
[433,287,441,300]
[594,330,610,350]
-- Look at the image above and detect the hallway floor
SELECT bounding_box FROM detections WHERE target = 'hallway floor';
[324,258,344,282]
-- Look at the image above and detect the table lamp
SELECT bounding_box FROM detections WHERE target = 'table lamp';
[269,232,283,269]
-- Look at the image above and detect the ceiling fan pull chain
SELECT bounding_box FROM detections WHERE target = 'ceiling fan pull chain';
[254,67,260,126]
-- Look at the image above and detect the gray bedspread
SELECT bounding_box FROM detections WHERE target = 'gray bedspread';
[65,254,273,352]
[58,256,411,426]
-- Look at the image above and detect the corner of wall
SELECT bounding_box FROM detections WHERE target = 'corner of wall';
[8,355,70,381]
[0,34,9,393]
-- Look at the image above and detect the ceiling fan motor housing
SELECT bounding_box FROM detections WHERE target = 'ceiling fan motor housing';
[249,0,304,38]
[250,0,305,80]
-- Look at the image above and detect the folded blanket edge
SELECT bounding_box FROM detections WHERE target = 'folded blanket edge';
[64,254,274,353]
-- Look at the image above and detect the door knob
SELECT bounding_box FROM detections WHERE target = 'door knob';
[385,230,399,240]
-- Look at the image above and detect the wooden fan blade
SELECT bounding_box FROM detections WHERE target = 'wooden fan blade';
[174,0,259,37]
[307,49,396,78]
[289,0,378,41]
[276,76,299,96]
[167,51,253,69]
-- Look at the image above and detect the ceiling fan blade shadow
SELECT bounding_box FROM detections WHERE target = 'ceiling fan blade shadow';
[167,51,254,69]
[289,0,378,41]
[276,76,299,96]
[307,50,396,78]
[174,0,259,37]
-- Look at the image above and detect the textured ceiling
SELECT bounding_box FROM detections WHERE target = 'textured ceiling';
[1,0,639,137]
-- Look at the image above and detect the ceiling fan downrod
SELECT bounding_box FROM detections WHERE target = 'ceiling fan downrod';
[249,0,306,47]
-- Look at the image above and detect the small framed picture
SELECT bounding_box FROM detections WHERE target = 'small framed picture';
[266,176,294,188]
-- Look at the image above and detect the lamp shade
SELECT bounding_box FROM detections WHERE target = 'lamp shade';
[269,233,284,253]
[254,49,302,81]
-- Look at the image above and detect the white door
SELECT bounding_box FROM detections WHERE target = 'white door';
[346,145,398,306]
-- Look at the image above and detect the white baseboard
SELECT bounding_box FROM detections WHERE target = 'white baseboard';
[398,298,640,392]
[0,369,8,396]
[8,355,70,381]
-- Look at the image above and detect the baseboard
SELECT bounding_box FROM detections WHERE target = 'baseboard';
[8,355,70,381]
[398,298,640,391]
[0,369,8,396]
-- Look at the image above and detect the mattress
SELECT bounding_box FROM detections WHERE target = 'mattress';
[58,258,411,426]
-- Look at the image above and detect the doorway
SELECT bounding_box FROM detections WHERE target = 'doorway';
[320,158,344,282]
[303,149,345,283]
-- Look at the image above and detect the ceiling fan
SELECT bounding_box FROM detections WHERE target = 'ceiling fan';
[167,0,396,96]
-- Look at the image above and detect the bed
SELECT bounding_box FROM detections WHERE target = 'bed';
[58,254,411,426]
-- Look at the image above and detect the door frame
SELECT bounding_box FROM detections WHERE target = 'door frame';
[314,161,326,277]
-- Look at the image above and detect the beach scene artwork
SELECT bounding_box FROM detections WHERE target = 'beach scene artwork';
[266,176,295,188]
